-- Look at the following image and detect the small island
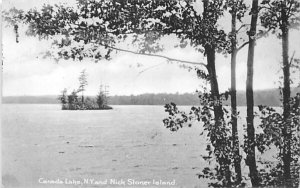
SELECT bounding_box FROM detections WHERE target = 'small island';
[58,70,112,110]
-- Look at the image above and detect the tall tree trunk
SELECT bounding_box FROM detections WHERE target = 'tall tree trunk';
[281,5,291,182]
[231,9,242,184]
[206,47,223,118]
[206,46,231,186]
[245,0,260,186]
[202,1,231,185]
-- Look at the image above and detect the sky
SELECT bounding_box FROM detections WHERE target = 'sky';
[2,0,300,96]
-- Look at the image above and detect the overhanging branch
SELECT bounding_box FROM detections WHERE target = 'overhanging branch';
[98,43,207,68]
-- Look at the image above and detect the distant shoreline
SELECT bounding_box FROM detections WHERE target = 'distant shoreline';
[1,104,271,108]
[2,88,299,106]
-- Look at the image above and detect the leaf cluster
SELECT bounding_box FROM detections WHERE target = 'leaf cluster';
[2,0,238,62]
[260,0,300,37]
[163,89,243,187]
[255,93,300,187]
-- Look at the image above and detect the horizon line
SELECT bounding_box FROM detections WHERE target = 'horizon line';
[2,87,293,97]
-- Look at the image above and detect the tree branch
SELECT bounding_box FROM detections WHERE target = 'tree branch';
[138,62,166,76]
[289,50,296,66]
[237,24,250,33]
[236,41,250,52]
[237,28,272,52]
[98,43,207,67]
[287,1,294,18]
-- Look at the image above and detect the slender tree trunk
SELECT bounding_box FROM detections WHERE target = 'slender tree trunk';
[231,9,242,184]
[281,6,291,182]
[245,0,260,186]
[202,1,231,185]
[206,46,231,186]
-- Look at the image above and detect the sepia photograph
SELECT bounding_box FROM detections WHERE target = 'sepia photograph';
[1,0,300,187]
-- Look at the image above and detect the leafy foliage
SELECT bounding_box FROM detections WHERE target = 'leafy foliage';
[96,88,106,108]
[260,0,300,37]
[259,0,300,184]
[66,90,81,110]
[58,88,68,109]
[256,93,300,187]
[223,0,248,54]
[2,0,232,62]
[59,88,111,110]
[163,89,243,187]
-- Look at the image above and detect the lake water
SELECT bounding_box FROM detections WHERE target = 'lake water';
[1,104,276,188]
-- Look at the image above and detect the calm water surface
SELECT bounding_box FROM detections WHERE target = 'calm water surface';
[2,104,211,188]
[2,104,278,188]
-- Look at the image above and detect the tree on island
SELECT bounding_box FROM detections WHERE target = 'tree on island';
[96,87,105,109]
[78,69,88,103]
[96,85,111,109]
[58,88,68,109]
[57,70,111,110]
[67,90,80,110]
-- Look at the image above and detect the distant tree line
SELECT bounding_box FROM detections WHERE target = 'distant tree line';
[110,93,199,105]
[3,88,300,106]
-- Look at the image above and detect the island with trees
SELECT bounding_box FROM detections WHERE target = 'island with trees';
[58,69,112,110]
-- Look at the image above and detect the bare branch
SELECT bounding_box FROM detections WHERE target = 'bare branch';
[138,62,166,76]
[289,51,296,66]
[237,24,250,33]
[236,41,249,52]
[97,43,207,68]
[236,28,271,52]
